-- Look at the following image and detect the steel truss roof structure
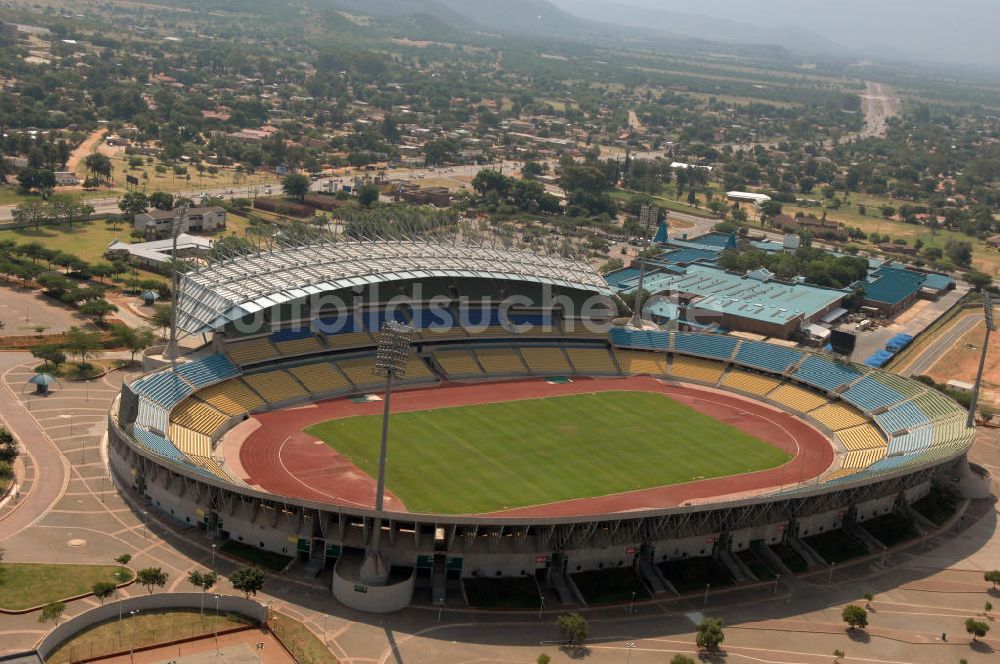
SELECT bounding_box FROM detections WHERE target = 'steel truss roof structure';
[175,239,610,335]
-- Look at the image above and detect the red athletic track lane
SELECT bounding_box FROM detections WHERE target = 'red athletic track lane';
[235,376,834,518]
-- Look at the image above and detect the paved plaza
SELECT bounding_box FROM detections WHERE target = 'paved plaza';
[1,349,999,663]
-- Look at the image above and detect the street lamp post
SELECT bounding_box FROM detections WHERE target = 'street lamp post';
[211,543,217,571]
[360,321,413,586]
[629,203,659,328]
[628,590,637,615]
[773,573,781,594]
[129,610,139,664]
[214,595,221,653]
[703,583,710,607]
[626,640,636,664]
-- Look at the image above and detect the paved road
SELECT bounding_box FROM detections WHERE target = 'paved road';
[0,353,70,543]
[902,312,983,377]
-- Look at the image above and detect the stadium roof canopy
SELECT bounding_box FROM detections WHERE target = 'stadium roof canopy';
[174,240,611,334]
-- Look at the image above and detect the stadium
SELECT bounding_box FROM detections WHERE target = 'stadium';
[107,236,978,613]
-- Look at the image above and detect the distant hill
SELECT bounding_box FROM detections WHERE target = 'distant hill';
[551,0,845,56]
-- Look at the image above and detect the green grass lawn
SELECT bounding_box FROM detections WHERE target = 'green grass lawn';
[306,391,791,514]
[0,563,125,610]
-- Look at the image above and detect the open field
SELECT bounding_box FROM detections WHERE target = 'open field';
[0,563,124,610]
[926,318,1000,407]
[45,609,255,664]
[305,391,790,514]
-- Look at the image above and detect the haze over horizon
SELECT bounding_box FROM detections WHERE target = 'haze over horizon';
[557,0,1000,70]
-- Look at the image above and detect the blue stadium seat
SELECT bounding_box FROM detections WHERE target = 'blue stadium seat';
[734,341,802,374]
[269,327,313,343]
[132,371,193,408]
[672,332,738,360]
[874,401,930,433]
[316,314,361,335]
[409,307,457,330]
[887,427,933,455]
[609,327,670,351]
[793,356,862,392]
[133,427,187,463]
[174,354,240,388]
[841,376,905,413]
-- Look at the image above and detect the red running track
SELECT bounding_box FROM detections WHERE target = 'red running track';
[235,376,834,518]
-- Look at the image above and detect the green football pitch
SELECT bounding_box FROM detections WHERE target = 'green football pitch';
[305,391,791,514]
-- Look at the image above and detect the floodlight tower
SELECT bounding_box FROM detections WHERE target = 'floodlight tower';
[966,291,996,429]
[360,320,413,585]
[629,203,659,328]
[163,204,188,364]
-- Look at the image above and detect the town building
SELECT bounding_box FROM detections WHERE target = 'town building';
[133,207,227,239]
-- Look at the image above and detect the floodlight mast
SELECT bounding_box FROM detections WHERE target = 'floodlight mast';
[630,204,658,328]
[361,320,412,585]
[163,204,188,364]
[966,291,996,429]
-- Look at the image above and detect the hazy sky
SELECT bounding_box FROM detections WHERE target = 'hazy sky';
[566,0,1000,69]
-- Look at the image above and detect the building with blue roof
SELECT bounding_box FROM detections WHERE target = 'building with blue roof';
[853,265,955,316]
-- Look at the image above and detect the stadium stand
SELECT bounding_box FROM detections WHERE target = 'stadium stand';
[809,403,868,431]
[332,356,384,392]
[224,337,281,366]
[615,350,669,376]
[609,327,671,351]
[403,352,435,380]
[565,348,619,375]
[836,424,885,451]
[670,356,726,384]
[196,380,264,416]
[169,423,213,458]
[288,362,353,395]
[274,335,325,356]
[174,354,240,388]
[768,384,829,413]
[887,427,934,455]
[793,356,863,392]
[672,332,739,360]
[187,455,230,481]
[734,341,803,374]
[874,401,930,434]
[721,370,780,397]
[242,370,309,404]
[433,349,484,377]
[323,329,375,350]
[132,371,193,408]
[475,348,530,375]
[842,447,887,469]
[913,391,959,421]
[133,426,188,464]
[520,347,573,375]
[870,372,925,398]
[136,397,170,435]
[171,398,229,437]
[841,376,905,412]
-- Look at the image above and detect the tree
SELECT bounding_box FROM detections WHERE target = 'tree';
[965,618,989,641]
[137,567,168,594]
[119,191,148,220]
[230,566,266,598]
[85,153,112,184]
[985,570,1000,589]
[695,617,725,650]
[863,592,874,609]
[599,258,624,275]
[946,240,973,268]
[110,324,154,363]
[536,655,551,664]
[148,191,174,211]
[63,327,102,368]
[357,183,380,208]
[188,570,218,614]
[12,200,52,232]
[842,605,868,630]
[17,168,55,194]
[282,173,310,202]
[151,304,172,338]
[115,553,132,577]
[39,601,65,625]
[31,344,66,370]
[833,649,845,662]
[670,656,695,664]
[555,612,589,646]
[966,272,992,291]
[79,298,118,325]
[92,581,116,604]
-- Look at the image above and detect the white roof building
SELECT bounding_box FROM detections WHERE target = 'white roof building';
[727,191,772,205]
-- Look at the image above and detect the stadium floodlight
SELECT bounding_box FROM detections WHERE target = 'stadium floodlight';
[360,320,413,585]
[163,205,188,364]
[630,204,659,328]
[373,320,413,513]
[966,291,996,428]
